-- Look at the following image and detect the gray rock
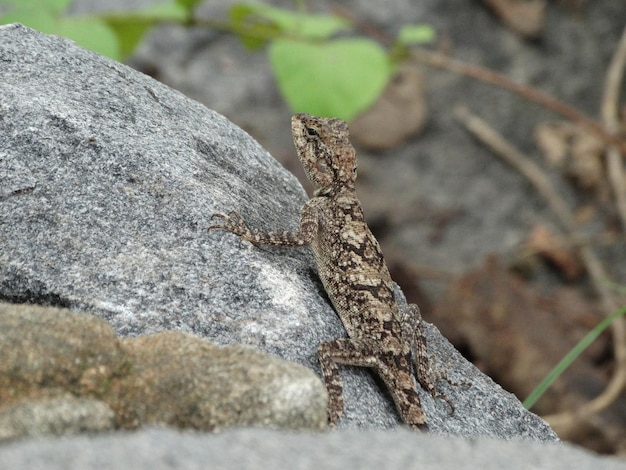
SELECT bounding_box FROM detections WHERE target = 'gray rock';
[1,427,625,470]
[0,23,554,438]
[0,395,115,441]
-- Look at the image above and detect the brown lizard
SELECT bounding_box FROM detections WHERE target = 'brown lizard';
[210,113,454,429]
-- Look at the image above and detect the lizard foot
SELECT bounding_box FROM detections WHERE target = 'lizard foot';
[209,211,256,241]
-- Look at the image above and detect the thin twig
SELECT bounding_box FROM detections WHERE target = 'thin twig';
[543,25,626,433]
[334,7,625,153]
[526,232,625,250]
[413,48,626,154]
[453,106,626,434]
[600,25,626,231]
[333,6,626,151]
[331,5,395,46]
[453,106,575,232]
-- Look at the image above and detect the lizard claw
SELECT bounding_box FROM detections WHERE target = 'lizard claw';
[420,355,471,416]
[209,211,254,240]
[430,388,456,416]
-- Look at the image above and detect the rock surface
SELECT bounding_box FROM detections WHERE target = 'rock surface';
[1,427,626,470]
[0,23,555,439]
[115,331,326,430]
[0,395,115,441]
[0,303,129,400]
[0,302,326,440]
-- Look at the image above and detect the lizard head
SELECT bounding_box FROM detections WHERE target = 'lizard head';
[291,113,357,197]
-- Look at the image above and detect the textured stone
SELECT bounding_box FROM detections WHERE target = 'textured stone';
[1,427,625,470]
[0,24,555,438]
[114,331,327,430]
[0,303,129,401]
[0,303,326,434]
[0,394,114,441]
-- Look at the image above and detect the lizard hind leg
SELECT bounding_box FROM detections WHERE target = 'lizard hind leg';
[317,338,427,430]
[405,303,467,415]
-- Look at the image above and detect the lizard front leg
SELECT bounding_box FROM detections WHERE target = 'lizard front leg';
[209,208,318,247]
[318,338,428,429]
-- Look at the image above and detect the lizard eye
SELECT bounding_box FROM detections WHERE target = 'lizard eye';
[316,159,329,173]
[305,126,319,139]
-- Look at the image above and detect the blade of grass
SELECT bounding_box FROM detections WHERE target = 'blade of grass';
[524,305,626,410]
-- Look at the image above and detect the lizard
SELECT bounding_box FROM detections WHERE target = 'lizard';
[209,113,455,429]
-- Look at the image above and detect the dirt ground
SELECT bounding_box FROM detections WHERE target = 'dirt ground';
[74,0,626,455]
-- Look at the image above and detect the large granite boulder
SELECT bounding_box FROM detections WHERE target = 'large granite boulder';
[0,23,554,439]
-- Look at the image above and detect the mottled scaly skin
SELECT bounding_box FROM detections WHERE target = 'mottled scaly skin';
[210,113,453,429]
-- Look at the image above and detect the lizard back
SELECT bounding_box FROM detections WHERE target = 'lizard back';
[292,114,405,347]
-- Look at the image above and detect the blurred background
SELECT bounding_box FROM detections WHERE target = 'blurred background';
[4,0,626,455]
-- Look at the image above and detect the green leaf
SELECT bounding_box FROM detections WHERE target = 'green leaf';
[104,19,153,60]
[270,38,391,121]
[102,1,188,24]
[53,0,72,11]
[175,0,204,10]
[245,3,349,39]
[134,1,189,21]
[0,10,120,60]
[101,2,188,59]
[0,0,71,15]
[397,24,436,45]
[0,10,57,32]
[56,17,120,60]
[230,3,281,50]
[230,2,349,49]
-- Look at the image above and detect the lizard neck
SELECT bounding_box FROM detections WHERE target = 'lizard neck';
[313,181,356,198]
